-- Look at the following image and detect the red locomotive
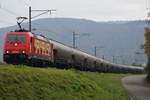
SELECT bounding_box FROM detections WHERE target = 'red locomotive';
[3,31,54,66]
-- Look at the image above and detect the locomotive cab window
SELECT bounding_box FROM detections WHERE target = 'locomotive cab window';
[7,34,26,43]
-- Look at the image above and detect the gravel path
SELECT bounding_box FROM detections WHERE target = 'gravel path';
[122,75,150,100]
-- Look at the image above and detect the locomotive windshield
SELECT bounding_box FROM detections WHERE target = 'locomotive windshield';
[7,34,26,43]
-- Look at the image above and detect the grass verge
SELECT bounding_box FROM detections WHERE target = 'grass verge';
[147,74,150,82]
[0,64,130,100]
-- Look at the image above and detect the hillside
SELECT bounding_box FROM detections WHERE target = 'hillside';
[0,18,147,64]
[0,65,130,100]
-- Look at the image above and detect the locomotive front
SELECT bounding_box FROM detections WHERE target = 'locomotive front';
[3,32,32,64]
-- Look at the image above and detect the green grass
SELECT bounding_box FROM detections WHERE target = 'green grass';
[0,64,130,100]
[147,74,150,82]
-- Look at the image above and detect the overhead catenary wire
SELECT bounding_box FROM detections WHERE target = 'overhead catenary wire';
[19,0,30,7]
[0,2,28,27]
[33,28,60,35]
[55,20,90,36]
[0,6,18,26]
[31,22,72,42]
[31,22,61,34]
[32,21,89,49]
[32,28,72,44]
[0,19,15,25]
[0,4,21,17]
[1,8,19,17]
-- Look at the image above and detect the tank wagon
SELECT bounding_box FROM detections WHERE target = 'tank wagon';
[3,30,144,73]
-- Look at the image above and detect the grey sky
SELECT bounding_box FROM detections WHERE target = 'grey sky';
[0,0,149,27]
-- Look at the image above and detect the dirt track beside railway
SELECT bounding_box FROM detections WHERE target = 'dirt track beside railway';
[122,75,150,100]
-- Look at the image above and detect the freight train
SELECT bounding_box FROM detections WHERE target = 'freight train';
[3,30,144,73]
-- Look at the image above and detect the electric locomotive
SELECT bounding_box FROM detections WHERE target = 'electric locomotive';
[3,30,53,66]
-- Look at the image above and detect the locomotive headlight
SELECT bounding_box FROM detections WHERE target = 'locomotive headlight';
[6,51,9,53]
[14,43,18,46]
[22,51,25,53]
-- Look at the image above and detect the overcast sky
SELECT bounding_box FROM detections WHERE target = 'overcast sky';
[0,0,149,27]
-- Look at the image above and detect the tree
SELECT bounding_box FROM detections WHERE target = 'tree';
[145,27,150,79]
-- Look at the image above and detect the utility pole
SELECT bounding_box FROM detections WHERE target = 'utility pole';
[28,6,56,32]
[73,32,76,48]
[94,46,104,58]
[29,6,31,32]
[102,55,104,59]
[72,32,89,48]
[113,56,115,63]
[94,46,97,57]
